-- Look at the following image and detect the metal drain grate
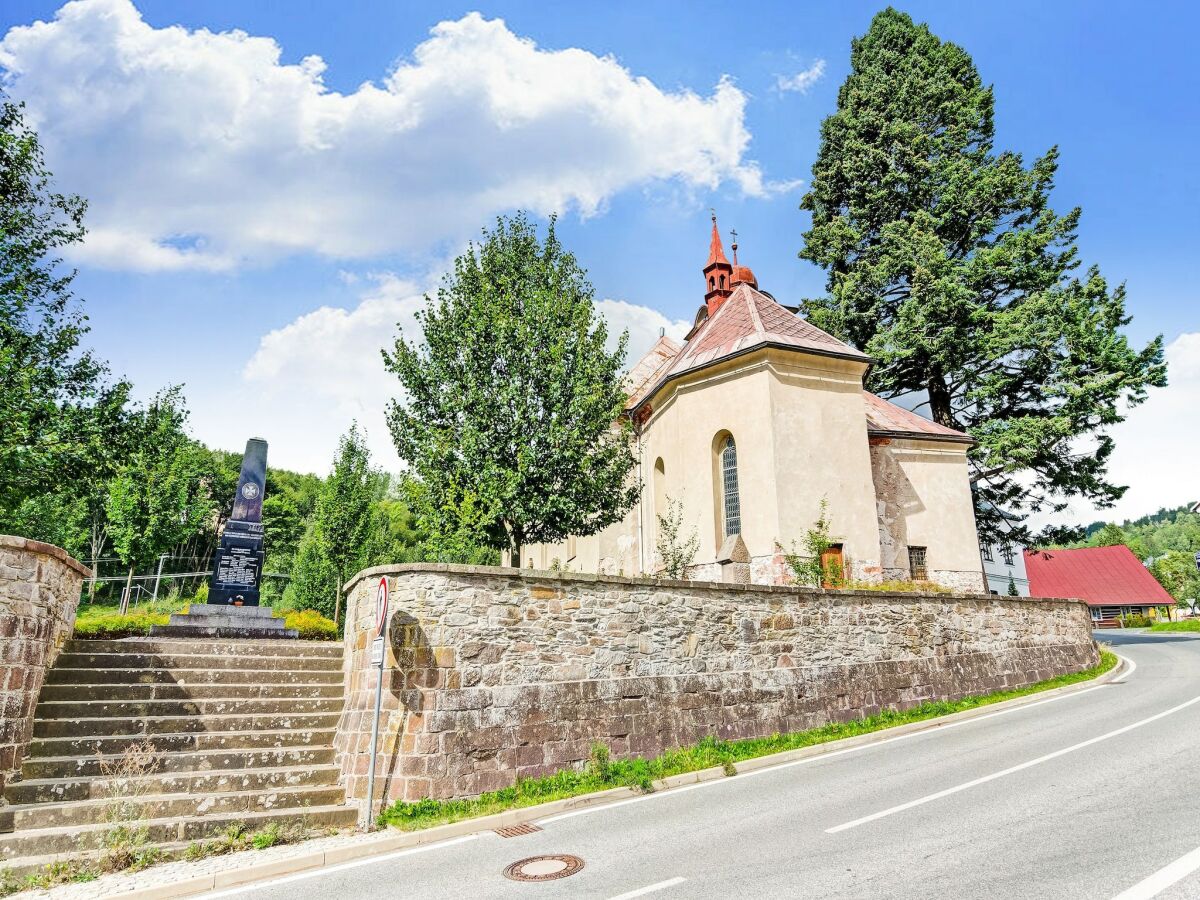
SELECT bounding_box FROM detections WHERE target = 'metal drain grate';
[503,855,585,882]
[495,822,543,838]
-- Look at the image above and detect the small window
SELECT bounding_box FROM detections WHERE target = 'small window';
[709,276,715,289]
[908,546,928,581]
[981,544,993,562]
[719,274,726,289]
[720,436,741,538]
[1000,543,1015,566]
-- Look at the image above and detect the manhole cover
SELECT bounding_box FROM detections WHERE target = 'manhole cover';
[502,854,585,882]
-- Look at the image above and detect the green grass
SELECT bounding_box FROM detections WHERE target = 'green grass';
[379,649,1119,831]
[71,602,338,640]
[1148,619,1200,632]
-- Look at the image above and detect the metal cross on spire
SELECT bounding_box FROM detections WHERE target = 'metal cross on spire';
[730,228,739,265]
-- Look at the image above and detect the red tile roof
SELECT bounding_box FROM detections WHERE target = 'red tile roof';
[1023,545,1175,606]
[628,284,868,407]
[863,392,972,443]
[624,335,682,410]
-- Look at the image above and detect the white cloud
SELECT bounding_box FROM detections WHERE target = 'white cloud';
[206,280,691,474]
[0,0,772,271]
[1045,331,1200,526]
[775,59,826,94]
[594,298,689,364]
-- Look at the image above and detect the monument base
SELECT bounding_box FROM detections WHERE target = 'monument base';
[150,604,299,639]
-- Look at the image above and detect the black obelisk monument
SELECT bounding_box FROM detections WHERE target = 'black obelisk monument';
[151,437,297,638]
[209,437,267,606]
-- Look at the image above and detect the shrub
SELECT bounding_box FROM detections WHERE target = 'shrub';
[74,609,170,639]
[283,609,338,641]
[843,579,952,594]
[1119,613,1153,628]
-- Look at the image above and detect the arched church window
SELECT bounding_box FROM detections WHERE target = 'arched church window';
[720,436,740,537]
[719,275,726,289]
[709,276,715,290]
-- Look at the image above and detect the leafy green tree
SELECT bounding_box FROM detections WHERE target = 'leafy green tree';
[384,213,638,565]
[1091,523,1128,549]
[283,522,338,618]
[655,496,699,579]
[105,390,214,611]
[799,9,1166,541]
[314,424,377,625]
[0,94,116,513]
[1149,551,1200,604]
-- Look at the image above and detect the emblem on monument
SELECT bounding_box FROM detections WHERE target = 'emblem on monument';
[241,482,260,500]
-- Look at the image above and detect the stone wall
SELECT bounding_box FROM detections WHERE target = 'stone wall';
[0,536,88,799]
[335,564,1096,806]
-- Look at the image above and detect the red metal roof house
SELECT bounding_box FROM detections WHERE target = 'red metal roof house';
[1024,545,1175,622]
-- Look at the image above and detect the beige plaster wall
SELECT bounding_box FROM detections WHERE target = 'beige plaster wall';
[766,352,881,579]
[870,438,984,591]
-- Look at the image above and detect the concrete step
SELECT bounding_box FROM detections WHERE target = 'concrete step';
[67,638,342,658]
[0,804,358,861]
[34,697,342,719]
[1,784,347,830]
[148,624,300,639]
[45,666,343,685]
[26,727,338,758]
[5,764,340,805]
[34,712,341,739]
[38,681,344,701]
[22,744,336,779]
[52,652,341,672]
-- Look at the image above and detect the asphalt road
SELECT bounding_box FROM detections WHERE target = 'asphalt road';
[205,632,1200,900]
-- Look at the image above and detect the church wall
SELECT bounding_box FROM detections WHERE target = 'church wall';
[336,564,1099,803]
[767,353,882,582]
[869,438,984,591]
[638,359,780,567]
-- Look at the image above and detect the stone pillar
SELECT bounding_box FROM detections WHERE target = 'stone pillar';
[0,536,88,801]
[716,533,751,584]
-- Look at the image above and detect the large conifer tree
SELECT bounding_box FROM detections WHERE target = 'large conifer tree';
[800,8,1166,540]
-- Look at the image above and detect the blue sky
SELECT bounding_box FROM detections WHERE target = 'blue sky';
[1,0,1196,523]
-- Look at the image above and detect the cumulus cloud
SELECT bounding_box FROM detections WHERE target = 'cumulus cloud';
[1044,330,1200,526]
[217,280,692,473]
[775,59,826,94]
[0,0,773,271]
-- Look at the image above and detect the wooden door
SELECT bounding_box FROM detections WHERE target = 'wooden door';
[820,545,845,588]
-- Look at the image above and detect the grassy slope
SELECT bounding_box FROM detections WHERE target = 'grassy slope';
[1149,620,1200,632]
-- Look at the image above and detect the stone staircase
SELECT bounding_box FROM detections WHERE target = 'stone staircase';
[0,638,357,874]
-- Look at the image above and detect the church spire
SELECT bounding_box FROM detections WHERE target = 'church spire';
[703,211,733,315]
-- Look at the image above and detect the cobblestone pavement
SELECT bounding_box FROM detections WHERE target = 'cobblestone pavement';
[25,827,391,898]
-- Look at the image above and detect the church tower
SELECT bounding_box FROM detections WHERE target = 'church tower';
[703,213,734,315]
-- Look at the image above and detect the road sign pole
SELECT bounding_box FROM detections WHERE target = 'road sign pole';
[363,577,389,830]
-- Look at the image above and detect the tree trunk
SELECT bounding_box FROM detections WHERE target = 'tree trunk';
[333,577,342,627]
[927,373,956,428]
[120,565,134,615]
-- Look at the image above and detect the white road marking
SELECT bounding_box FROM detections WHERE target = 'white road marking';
[195,835,478,898]
[609,876,687,899]
[1111,653,1137,683]
[543,673,1115,825]
[1111,843,1200,900]
[826,691,1200,834]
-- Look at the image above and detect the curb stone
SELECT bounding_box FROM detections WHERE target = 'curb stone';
[47,654,1126,899]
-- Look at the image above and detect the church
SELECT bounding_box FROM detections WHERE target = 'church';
[526,218,985,592]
